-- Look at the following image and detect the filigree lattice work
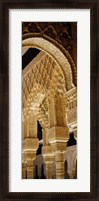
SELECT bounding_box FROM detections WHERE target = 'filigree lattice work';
[22,22,77,71]
[22,51,68,128]
[22,48,77,129]
[22,37,74,90]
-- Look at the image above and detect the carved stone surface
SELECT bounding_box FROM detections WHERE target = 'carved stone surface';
[22,23,77,179]
[48,126,69,142]
[51,141,67,153]
[42,145,53,156]
[22,38,74,90]
[22,138,38,150]
[67,107,77,124]
[22,162,27,179]
[22,22,77,68]
[22,50,71,128]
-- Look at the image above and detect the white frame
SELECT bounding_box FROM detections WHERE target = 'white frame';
[9,9,90,192]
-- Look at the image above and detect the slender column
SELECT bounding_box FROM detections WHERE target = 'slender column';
[51,141,67,179]
[22,117,27,140]
[42,145,54,179]
[23,139,38,179]
[42,128,55,179]
[29,115,37,138]
[48,95,69,179]
[22,153,27,179]
[48,96,66,127]
[55,152,64,179]
[22,162,27,179]
[22,115,39,179]
[27,158,35,179]
[42,128,49,146]
[46,161,53,179]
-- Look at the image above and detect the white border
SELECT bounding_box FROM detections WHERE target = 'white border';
[9,9,90,192]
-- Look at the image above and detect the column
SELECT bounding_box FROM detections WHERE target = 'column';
[48,95,69,179]
[55,152,64,179]
[42,128,49,146]
[22,152,27,179]
[22,114,39,179]
[42,145,54,179]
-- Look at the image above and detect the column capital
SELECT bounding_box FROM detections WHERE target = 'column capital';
[48,126,69,143]
[51,141,67,152]
[22,138,38,151]
[42,145,54,158]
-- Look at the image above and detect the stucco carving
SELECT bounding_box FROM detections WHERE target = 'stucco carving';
[22,22,77,85]
[22,37,74,90]
[22,34,77,179]
[22,51,70,128]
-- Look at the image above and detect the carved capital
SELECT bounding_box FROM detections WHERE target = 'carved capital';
[48,126,69,143]
[22,138,38,150]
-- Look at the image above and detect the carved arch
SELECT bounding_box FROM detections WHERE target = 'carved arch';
[22,37,75,90]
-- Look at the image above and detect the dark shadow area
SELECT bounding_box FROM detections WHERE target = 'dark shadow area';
[67,132,77,147]
[37,121,42,141]
[34,165,39,179]
[41,164,46,179]
[36,121,43,155]
[22,48,40,70]
[64,160,70,179]
[36,144,42,155]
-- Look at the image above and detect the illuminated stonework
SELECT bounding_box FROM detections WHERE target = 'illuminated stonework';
[22,23,77,179]
[22,37,75,90]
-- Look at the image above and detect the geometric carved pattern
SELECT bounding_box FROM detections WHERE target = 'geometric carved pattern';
[65,87,77,109]
[22,23,77,179]
[65,87,77,124]
[22,54,53,106]
[22,51,67,128]
[22,48,77,130]
[22,22,77,85]
[22,50,77,129]
[22,37,74,90]
[67,107,77,124]
[66,87,77,124]
[22,52,56,109]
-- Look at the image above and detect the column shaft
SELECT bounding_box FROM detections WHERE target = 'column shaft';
[46,162,53,179]
[27,160,34,179]
[22,162,27,179]
[55,152,64,179]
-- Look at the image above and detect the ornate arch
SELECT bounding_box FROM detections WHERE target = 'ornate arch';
[22,36,75,90]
